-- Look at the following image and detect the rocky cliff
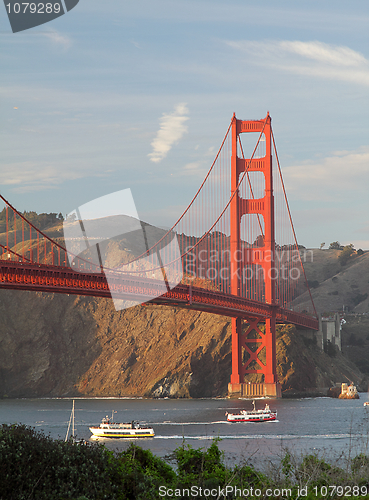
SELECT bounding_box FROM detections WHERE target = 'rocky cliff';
[0,288,365,399]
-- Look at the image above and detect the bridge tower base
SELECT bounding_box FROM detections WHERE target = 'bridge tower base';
[228,382,281,399]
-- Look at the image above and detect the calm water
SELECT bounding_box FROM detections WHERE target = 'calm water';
[1,396,369,467]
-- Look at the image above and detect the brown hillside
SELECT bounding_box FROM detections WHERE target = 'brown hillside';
[294,249,369,314]
[0,288,365,399]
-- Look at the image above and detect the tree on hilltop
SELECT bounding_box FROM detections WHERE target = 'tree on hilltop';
[339,244,355,266]
[329,241,343,250]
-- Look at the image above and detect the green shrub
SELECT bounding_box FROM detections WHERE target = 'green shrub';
[0,424,119,500]
[295,454,347,488]
[174,438,228,485]
[2,424,369,500]
[114,444,176,500]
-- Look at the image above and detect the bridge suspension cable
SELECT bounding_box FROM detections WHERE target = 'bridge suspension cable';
[0,114,317,318]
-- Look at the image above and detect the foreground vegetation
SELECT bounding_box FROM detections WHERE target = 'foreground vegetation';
[1,424,369,499]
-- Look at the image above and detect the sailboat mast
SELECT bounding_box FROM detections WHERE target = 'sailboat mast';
[65,399,76,442]
[72,400,75,437]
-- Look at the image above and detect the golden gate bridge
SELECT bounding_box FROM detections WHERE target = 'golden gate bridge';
[0,113,318,398]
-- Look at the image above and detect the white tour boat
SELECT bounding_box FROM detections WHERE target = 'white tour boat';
[89,414,155,438]
[226,400,277,423]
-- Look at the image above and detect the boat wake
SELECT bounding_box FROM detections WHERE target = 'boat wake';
[155,420,230,426]
[153,432,359,441]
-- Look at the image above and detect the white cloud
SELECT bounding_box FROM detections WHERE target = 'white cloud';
[130,39,141,49]
[282,146,369,200]
[181,161,208,177]
[184,161,201,171]
[42,30,72,50]
[279,41,367,67]
[227,40,369,86]
[148,103,189,163]
[1,161,99,193]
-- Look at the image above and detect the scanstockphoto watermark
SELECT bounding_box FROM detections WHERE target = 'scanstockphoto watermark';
[158,485,310,498]
[184,247,314,265]
[184,264,303,282]
[184,247,314,282]
[3,0,79,33]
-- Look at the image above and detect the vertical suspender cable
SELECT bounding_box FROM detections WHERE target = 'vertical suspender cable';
[272,130,317,318]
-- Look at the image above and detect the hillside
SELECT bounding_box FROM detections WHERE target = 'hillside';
[0,287,365,399]
[0,213,368,398]
[293,249,369,314]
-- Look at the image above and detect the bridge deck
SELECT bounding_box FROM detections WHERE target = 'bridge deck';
[0,261,318,330]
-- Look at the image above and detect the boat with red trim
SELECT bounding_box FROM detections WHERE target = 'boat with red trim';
[226,400,277,423]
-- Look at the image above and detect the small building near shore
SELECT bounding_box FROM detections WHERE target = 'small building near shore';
[338,382,359,399]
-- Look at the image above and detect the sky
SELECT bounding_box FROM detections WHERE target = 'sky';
[1,0,368,249]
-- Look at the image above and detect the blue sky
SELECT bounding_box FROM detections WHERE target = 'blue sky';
[1,0,368,249]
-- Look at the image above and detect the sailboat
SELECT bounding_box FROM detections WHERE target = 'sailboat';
[65,400,76,442]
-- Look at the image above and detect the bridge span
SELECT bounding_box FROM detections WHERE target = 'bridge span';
[0,113,319,399]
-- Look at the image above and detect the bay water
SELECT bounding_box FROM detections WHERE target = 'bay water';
[1,396,369,468]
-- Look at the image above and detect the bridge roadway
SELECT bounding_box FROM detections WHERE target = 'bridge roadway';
[0,261,318,330]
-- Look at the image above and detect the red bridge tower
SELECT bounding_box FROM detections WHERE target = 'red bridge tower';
[228,113,281,398]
